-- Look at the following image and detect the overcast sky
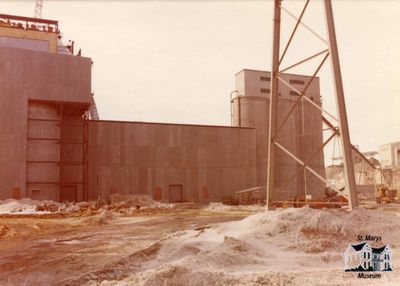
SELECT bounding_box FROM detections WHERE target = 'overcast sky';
[1,0,399,154]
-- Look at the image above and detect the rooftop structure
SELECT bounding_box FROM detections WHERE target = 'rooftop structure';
[0,13,76,54]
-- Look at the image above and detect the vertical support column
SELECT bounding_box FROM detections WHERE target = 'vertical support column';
[83,117,89,201]
[324,0,358,209]
[58,104,63,201]
[266,0,281,211]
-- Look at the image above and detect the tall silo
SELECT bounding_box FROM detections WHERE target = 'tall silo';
[233,69,325,201]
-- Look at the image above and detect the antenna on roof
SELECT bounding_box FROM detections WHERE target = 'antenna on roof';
[34,0,43,18]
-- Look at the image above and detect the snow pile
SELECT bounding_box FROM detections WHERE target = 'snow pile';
[0,198,49,214]
[0,196,174,216]
[82,209,118,225]
[100,206,400,286]
[0,198,75,214]
[109,194,170,209]
[204,202,264,212]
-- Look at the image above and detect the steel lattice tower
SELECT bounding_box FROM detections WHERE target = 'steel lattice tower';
[266,0,358,210]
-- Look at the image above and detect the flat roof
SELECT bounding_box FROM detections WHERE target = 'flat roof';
[379,141,400,147]
[235,68,320,79]
[88,119,255,130]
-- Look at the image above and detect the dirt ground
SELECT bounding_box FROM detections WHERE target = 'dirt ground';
[0,204,252,286]
[1,202,399,286]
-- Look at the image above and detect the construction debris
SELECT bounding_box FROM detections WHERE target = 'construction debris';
[0,195,175,219]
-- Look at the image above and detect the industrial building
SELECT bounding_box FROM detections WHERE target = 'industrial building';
[0,14,325,203]
[379,141,400,169]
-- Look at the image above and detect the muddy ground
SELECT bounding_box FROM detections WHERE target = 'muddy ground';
[0,205,252,286]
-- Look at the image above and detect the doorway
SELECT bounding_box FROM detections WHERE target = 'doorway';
[153,187,162,201]
[169,185,183,203]
[60,185,77,202]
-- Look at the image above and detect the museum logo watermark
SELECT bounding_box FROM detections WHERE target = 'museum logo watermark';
[344,235,393,279]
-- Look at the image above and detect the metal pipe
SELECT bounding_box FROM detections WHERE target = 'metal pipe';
[230,90,238,126]
[271,200,347,206]
[278,77,338,122]
[274,141,347,198]
[280,49,329,73]
[238,96,241,126]
[279,0,310,66]
[266,0,282,211]
[276,52,329,135]
[276,129,337,192]
[281,6,328,44]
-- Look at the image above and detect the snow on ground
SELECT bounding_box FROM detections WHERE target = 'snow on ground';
[109,194,175,209]
[203,202,264,213]
[100,206,400,286]
[0,196,174,216]
[0,198,56,214]
[82,209,119,225]
[0,198,88,214]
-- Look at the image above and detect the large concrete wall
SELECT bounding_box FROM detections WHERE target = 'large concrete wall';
[87,121,257,202]
[0,45,92,199]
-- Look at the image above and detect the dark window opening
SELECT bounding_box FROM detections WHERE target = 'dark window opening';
[260,88,270,93]
[289,79,305,85]
[289,90,300,96]
[260,76,270,81]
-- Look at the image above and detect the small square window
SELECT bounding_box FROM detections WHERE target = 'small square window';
[260,76,271,81]
[289,79,305,85]
[260,88,270,93]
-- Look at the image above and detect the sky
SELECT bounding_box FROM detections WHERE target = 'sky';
[0,0,399,154]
